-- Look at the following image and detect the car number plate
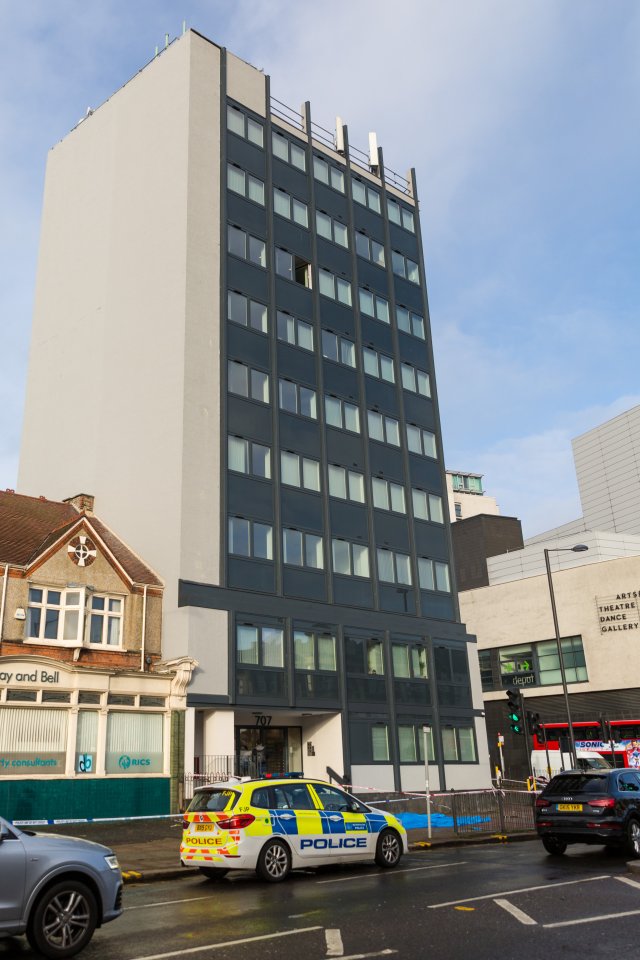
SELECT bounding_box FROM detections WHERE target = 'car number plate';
[557,803,582,812]
[194,823,215,832]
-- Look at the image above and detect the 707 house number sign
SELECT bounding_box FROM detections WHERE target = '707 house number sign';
[252,713,272,727]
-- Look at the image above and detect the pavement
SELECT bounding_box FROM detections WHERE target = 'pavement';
[33,817,540,883]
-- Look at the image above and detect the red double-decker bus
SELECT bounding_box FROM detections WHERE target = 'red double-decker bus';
[532,719,640,769]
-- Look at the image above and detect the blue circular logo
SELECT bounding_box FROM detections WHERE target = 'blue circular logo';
[118,754,131,770]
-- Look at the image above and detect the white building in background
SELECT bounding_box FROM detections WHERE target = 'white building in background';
[445,471,500,523]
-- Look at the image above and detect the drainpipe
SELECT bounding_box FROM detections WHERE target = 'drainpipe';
[0,563,8,641]
[140,584,148,671]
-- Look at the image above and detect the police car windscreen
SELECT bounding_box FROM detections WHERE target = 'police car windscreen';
[188,788,239,812]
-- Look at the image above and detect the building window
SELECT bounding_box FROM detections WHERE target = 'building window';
[418,558,451,592]
[228,360,269,403]
[412,489,444,524]
[537,637,587,685]
[399,725,433,763]
[367,410,400,447]
[26,587,84,644]
[283,529,324,569]
[313,155,345,192]
[387,198,415,233]
[346,637,385,675]
[280,451,320,491]
[406,424,437,458]
[396,305,425,340]
[228,517,273,560]
[0,707,67,772]
[228,291,268,333]
[392,643,428,679]
[359,288,390,324]
[318,268,352,306]
[275,248,312,286]
[451,473,483,494]
[237,623,284,666]
[355,232,385,267]
[478,650,495,691]
[435,646,471,709]
[277,311,314,351]
[227,163,265,205]
[401,363,431,397]
[351,177,381,214]
[325,396,360,433]
[363,347,395,383]
[89,596,123,646]
[371,725,389,761]
[294,629,337,671]
[328,464,365,503]
[332,539,370,578]
[391,250,420,284]
[279,379,317,419]
[316,211,349,248]
[273,187,308,227]
[442,725,477,763]
[227,105,264,147]
[272,130,306,171]
[372,477,406,514]
[228,436,271,479]
[227,224,266,267]
[377,548,412,585]
[454,502,463,519]
[321,331,355,368]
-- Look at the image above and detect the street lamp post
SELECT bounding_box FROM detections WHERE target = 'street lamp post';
[543,543,588,770]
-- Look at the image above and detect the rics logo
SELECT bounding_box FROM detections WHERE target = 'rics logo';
[118,754,132,770]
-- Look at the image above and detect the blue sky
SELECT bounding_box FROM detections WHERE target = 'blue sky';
[1,1,639,537]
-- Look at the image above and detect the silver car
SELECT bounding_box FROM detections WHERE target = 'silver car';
[0,817,123,958]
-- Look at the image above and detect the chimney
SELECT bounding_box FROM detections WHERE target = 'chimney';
[64,493,95,513]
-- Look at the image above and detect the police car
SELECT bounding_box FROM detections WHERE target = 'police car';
[180,775,407,882]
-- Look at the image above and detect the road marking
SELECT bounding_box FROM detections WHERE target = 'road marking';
[544,908,640,929]
[616,875,640,890]
[127,896,213,911]
[428,874,610,908]
[128,926,323,960]
[317,861,467,884]
[494,899,537,926]
[339,952,396,959]
[326,928,344,956]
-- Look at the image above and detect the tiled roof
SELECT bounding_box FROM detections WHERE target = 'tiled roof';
[0,491,162,587]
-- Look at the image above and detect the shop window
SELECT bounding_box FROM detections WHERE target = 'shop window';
[0,707,67,773]
[105,711,164,773]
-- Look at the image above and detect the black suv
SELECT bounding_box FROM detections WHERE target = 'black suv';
[535,769,640,857]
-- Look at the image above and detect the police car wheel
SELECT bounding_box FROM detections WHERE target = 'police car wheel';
[256,839,291,882]
[375,829,402,868]
[198,867,229,880]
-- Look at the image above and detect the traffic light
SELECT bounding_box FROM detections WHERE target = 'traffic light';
[526,711,543,738]
[599,716,612,743]
[506,688,523,735]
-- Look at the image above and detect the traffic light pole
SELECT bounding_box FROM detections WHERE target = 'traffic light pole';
[544,548,577,768]
[520,690,534,784]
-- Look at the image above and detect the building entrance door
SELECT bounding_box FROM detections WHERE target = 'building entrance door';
[236,726,302,778]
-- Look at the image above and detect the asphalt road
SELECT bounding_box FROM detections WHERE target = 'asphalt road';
[3,842,640,960]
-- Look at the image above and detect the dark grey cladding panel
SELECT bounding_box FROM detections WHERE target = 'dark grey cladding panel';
[325,428,364,469]
[408,456,442,491]
[227,258,269,302]
[317,299,356,336]
[227,193,267,236]
[329,500,368,541]
[373,513,410,550]
[316,238,352,276]
[388,222,420,258]
[403,394,435,429]
[313,182,349,219]
[227,557,276,594]
[271,157,308,197]
[421,591,455,621]
[333,576,374,608]
[227,323,270,368]
[276,343,317,386]
[368,443,404,481]
[364,378,399,416]
[393,277,424,312]
[279,414,321,457]
[322,362,359,401]
[275,277,313,318]
[379,583,417,615]
[356,259,388,293]
[398,333,431,365]
[283,567,328,602]
[226,135,267,177]
[228,475,274,521]
[281,488,324,531]
[227,396,273,443]
[352,204,384,235]
[360,317,393,352]
[273,219,312,260]
[414,522,449,559]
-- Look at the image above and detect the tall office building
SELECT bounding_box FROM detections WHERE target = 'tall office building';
[19,29,489,792]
